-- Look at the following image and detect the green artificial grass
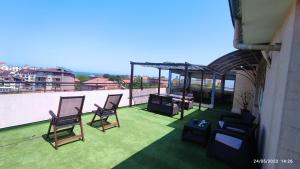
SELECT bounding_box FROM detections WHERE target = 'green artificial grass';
[0,105,234,169]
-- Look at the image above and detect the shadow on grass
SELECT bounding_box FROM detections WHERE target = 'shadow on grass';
[86,120,119,132]
[42,129,81,149]
[112,108,233,169]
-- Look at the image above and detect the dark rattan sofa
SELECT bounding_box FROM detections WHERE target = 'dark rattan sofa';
[147,94,180,116]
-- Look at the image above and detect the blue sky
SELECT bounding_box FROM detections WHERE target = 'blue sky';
[0,0,235,75]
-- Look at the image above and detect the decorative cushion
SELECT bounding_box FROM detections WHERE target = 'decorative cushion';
[215,133,242,150]
[218,121,225,128]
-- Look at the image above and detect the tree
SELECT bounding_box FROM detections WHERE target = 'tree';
[76,75,89,82]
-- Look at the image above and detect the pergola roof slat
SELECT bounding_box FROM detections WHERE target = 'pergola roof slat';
[130,61,210,72]
[208,50,262,74]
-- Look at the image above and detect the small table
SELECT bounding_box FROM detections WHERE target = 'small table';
[182,119,211,146]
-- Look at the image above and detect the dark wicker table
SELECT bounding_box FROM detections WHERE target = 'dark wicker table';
[182,119,211,146]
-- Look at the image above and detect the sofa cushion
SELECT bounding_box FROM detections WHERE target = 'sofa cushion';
[215,133,242,150]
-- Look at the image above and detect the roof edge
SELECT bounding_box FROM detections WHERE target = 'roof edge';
[228,0,241,27]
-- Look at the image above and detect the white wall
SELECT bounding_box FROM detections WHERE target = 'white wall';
[231,71,256,114]
[0,88,165,129]
[258,1,300,168]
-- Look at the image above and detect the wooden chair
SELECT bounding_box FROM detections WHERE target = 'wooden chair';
[90,94,123,132]
[47,96,85,149]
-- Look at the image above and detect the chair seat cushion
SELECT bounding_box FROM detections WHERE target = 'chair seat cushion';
[218,121,225,128]
[215,133,242,150]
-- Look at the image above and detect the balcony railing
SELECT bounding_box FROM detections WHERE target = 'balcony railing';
[0,81,166,94]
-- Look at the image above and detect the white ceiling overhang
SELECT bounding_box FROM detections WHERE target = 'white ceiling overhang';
[241,0,294,44]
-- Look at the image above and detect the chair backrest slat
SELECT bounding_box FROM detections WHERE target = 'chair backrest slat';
[103,94,123,110]
[57,96,85,118]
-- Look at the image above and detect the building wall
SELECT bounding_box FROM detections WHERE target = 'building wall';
[275,1,300,168]
[0,88,165,129]
[61,75,75,91]
[258,1,299,168]
[231,71,256,114]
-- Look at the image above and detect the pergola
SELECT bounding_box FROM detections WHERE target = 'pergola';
[208,50,263,87]
[129,61,210,119]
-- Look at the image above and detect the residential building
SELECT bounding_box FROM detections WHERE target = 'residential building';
[0,70,21,93]
[34,68,75,91]
[0,62,9,71]
[0,62,22,72]
[16,69,36,90]
[82,77,120,90]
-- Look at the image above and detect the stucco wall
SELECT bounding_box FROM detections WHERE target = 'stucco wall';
[258,1,299,168]
[275,1,300,168]
[231,71,255,114]
[0,88,165,129]
[61,75,75,91]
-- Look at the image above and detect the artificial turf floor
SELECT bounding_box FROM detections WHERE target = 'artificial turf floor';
[0,105,234,169]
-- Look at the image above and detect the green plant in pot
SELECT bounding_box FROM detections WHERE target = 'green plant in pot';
[237,90,253,114]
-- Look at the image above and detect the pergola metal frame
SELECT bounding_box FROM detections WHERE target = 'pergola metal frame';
[208,50,262,74]
[208,50,263,88]
[129,61,209,119]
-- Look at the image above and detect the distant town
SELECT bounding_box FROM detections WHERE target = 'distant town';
[0,61,171,93]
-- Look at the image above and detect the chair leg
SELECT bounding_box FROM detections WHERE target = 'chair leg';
[115,113,120,128]
[79,119,84,141]
[100,116,106,132]
[69,126,75,133]
[90,113,97,126]
[53,125,58,150]
[47,120,52,138]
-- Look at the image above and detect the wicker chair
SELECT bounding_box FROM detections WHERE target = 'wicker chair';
[147,94,179,116]
[220,111,256,126]
[207,123,257,169]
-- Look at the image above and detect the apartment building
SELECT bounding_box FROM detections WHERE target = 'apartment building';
[0,70,21,93]
[34,68,75,91]
[0,62,22,72]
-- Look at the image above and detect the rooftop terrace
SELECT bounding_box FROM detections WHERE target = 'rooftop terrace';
[0,104,234,169]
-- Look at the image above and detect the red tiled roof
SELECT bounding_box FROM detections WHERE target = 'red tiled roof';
[18,69,36,74]
[36,68,67,73]
[74,78,80,83]
[122,79,131,83]
[161,80,168,84]
[83,77,116,85]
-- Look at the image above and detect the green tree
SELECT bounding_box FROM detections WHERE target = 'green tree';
[76,75,90,82]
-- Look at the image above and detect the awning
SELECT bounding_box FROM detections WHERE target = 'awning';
[208,50,262,75]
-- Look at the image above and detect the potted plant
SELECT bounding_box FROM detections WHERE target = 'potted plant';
[237,90,253,114]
